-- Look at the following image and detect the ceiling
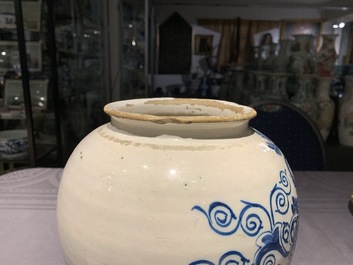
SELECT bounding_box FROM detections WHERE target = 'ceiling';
[152,0,353,9]
[151,0,353,21]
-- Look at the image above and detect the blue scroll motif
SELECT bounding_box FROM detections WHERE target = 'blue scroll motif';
[254,129,282,156]
[190,169,299,265]
[255,128,297,203]
[190,250,250,265]
[254,128,297,188]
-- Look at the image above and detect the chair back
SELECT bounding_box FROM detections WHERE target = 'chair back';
[250,100,326,170]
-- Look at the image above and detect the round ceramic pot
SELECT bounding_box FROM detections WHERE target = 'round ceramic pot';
[57,98,299,265]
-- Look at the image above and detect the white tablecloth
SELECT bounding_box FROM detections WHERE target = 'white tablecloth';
[0,168,353,265]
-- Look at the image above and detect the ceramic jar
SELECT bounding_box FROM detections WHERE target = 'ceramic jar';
[315,77,335,141]
[57,98,299,265]
[338,76,353,146]
[315,34,338,77]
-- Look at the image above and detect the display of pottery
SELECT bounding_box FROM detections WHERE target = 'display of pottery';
[338,76,353,147]
[57,98,299,265]
[243,34,340,142]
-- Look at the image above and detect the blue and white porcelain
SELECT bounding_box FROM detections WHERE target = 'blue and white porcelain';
[57,98,298,265]
[0,130,28,157]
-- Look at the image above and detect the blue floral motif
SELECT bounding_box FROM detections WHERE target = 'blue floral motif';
[285,158,296,188]
[254,129,282,156]
[190,169,299,265]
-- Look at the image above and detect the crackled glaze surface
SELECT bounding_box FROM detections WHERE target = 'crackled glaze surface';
[57,98,298,265]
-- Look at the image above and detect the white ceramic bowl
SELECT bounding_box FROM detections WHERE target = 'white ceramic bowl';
[0,130,29,156]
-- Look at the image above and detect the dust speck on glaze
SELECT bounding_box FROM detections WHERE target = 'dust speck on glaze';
[57,97,298,265]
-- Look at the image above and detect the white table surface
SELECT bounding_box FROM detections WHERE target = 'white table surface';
[1,168,353,265]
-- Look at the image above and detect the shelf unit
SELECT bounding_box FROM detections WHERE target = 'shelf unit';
[0,0,61,173]
[0,0,114,173]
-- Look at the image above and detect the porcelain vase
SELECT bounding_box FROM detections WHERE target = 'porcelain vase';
[315,77,335,141]
[315,34,338,77]
[266,73,289,101]
[57,98,299,265]
[338,76,353,146]
[273,39,293,73]
[289,34,314,75]
[290,76,318,122]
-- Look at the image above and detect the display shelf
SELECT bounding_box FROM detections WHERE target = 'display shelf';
[0,0,63,173]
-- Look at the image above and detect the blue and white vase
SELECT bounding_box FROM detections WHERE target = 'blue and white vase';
[57,98,299,265]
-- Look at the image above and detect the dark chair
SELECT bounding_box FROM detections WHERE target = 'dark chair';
[249,100,326,171]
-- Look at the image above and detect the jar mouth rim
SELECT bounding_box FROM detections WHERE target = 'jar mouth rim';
[104,98,257,124]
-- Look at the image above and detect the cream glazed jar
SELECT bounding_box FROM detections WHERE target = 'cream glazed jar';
[57,98,299,265]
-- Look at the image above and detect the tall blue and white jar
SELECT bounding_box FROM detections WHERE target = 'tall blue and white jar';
[57,98,299,265]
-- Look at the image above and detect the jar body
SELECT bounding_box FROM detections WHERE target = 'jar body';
[57,98,298,265]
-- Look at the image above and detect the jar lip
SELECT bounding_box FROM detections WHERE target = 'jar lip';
[104,98,257,124]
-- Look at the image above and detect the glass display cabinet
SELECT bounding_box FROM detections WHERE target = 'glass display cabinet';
[0,0,59,173]
[0,0,112,173]
[53,0,110,160]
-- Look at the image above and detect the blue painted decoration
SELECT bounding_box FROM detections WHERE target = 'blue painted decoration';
[254,129,283,156]
[190,169,299,265]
